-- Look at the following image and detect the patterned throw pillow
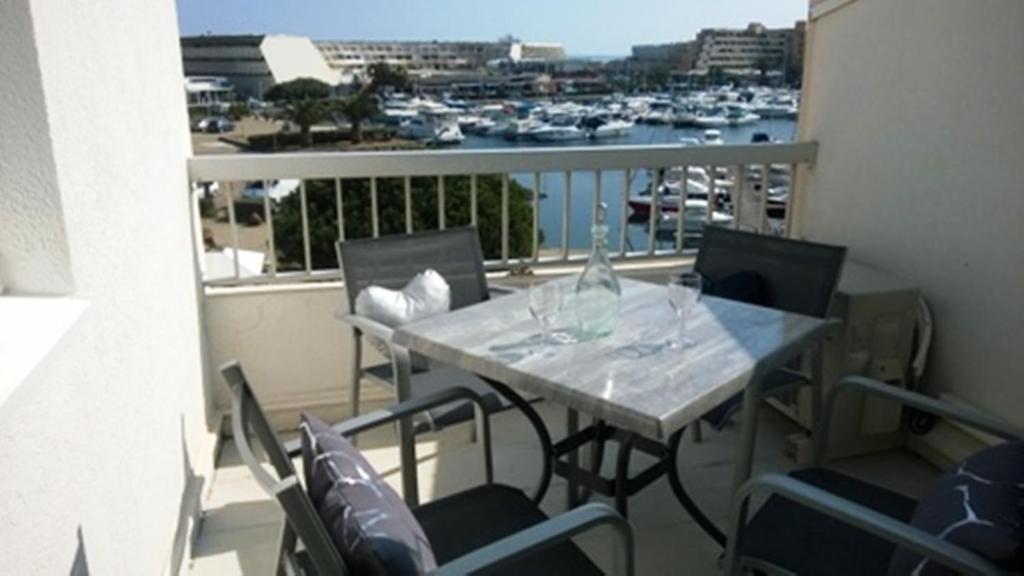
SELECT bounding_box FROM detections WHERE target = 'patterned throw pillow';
[887,441,1024,575]
[300,413,437,575]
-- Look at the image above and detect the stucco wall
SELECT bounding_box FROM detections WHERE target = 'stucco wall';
[796,0,1024,423]
[0,0,73,295]
[0,1,210,574]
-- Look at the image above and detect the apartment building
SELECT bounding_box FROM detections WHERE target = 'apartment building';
[181,34,338,98]
[317,40,566,82]
[630,41,698,71]
[693,22,797,71]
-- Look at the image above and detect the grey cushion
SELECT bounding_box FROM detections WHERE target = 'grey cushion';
[301,413,437,575]
[888,441,1024,575]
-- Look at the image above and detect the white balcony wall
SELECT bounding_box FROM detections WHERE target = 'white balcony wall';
[796,0,1024,424]
[0,1,210,575]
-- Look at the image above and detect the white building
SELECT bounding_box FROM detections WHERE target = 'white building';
[316,39,567,83]
[181,34,338,98]
[184,76,234,107]
[692,22,798,72]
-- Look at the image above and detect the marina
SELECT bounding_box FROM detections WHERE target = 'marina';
[380,88,798,253]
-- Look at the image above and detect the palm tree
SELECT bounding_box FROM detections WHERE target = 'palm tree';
[334,90,378,144]
[287,99,324,148]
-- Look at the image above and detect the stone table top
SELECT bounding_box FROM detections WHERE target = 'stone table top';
[392,277,833,440]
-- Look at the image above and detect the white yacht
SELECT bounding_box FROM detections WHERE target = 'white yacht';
[527,122,585,142]
[702,129,724,145]
[397,111,464,145]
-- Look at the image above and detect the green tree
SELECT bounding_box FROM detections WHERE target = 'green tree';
[265,78,332,147]
[264,77,332,101]
[227,102,251,121]
[332,90,379,144]
[272,176,537,270]
[367,62,411,93]
[707,65,725,87]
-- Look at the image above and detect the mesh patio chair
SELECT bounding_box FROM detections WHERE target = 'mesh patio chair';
[220,361,634,576]
[692,226,847,434]
[336,228,517,434]
[724,375,1024,575]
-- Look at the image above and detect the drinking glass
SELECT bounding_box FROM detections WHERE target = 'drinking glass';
[529,281,563,344]
[666,272,703,348]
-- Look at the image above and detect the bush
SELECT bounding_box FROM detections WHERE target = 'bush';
[228,103,251,121]
[246,128,395,151]
[271,176,539,270]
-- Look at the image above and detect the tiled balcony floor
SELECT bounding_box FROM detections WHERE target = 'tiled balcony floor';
[188,401,939,575]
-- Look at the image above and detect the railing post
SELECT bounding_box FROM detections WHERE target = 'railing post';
[675,167,686,253]
[226,181,241,279]
[759,164,770,234]
[620,168,630,257]
[706,165,716,225]
[299,180,312,273]
[470,174,478,228]
[334,178,345,243]
[438,175,446,230]
[592,170,602,225]
[501,174,510,264]
[733,164,746,230]
[404,176,413,234]
[785,163,798,238]
[370,177,380,238]
[266,179,278,275]
[647,168,660,256]
[562,171,572,261]
[532,172,541,263]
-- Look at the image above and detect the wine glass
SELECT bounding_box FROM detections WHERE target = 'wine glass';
[666,272,703,348]
[529,281,563,345]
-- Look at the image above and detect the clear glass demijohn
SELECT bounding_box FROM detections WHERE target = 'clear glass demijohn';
[574,204,621,339]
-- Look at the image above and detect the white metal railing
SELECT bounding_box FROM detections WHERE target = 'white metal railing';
[188,142,818,287]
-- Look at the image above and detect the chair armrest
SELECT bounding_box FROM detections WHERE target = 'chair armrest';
[488,284,521,298]
[725,473,1007,576]
[283,386,492,457]
[336,312,395,342]
[435,503,634,576]
[826,376,1023,445]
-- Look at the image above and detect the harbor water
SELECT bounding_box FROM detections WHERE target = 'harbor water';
[459,119,798,254]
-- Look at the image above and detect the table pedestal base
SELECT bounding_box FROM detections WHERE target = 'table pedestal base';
[555,419,727,547]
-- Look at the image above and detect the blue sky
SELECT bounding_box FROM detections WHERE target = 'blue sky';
[176,0,808,56]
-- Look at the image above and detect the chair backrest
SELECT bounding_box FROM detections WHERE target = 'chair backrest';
[220,361,348,576]
[695,227,847,318]
[337,227,490,313]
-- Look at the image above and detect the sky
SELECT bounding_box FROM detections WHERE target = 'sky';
[176,0,808,57]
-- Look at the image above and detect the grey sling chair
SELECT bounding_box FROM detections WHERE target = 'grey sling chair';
[691,225,848,435]
[336,227,517,436]
[724,374,1024,575]
[221,360,635,576]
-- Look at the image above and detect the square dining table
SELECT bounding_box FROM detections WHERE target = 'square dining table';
[392,276,837,546]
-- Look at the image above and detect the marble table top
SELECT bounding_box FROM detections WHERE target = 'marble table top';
[392,277,834,440]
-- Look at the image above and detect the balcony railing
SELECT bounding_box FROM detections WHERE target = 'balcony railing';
[187,142,817,287]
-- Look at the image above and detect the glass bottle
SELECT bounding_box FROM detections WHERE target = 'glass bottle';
[574,205,621,340]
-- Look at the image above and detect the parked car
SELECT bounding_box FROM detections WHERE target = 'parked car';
[200,116,234,134]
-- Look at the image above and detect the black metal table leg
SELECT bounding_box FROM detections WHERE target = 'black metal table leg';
[566,408,580,508]
[667,427,727,547]
[482,378,554,505]
[614,432,636,516]
[579,419,606,504]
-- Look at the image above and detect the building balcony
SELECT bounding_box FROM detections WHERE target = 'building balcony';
[1,0,1021,574]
